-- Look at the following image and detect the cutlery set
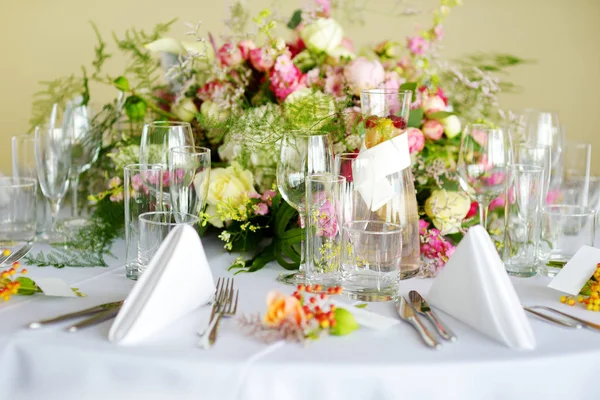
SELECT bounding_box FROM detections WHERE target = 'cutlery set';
[396,290,455,350]
[0,243,33,265]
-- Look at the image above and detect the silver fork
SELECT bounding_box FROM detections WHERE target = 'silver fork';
[200,278,239,348]
[1,244,34,266]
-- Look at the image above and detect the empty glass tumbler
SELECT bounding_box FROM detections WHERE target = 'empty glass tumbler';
[502,165,544,277]
[0,178,37,248]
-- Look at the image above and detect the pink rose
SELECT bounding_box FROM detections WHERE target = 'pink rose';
[217,43,243,67]
[237,39,256,60]
[406,127,425,154]
[270,53,304,101]
[422,120,444,140]
[421,95,446,115]
[249,47,275,72]
[407,36,429,56]
[343,57,385,96]
[254,202,269,216]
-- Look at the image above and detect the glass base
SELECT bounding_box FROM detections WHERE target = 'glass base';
[343,288,396,302]
[276,271,305,286]
[506,267,537,278]
[57,218,93,234]
[342,272,399,302]
[537,264,562,278]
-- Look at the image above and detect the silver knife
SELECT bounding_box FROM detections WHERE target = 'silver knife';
[28,301,124,329]
[67,308,120,332]
[528,305,599,331]
[396,296,441,350]
[409,290,457,342]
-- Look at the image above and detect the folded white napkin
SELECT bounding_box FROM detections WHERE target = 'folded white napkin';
[109,225,215,345]
[427,225,536,350]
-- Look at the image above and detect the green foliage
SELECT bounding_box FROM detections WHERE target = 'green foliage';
[287,9,303,29]
[330,308,359,336]
[407,108,424,128]
[29,76,84,131]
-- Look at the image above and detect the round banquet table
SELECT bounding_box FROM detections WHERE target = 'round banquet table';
[0,237,598,400]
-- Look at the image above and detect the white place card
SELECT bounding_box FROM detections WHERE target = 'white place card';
[35,278,78,297]
[330,299,399,331]
[548,246,600,295]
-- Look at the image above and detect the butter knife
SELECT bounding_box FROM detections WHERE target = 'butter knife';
[396,296,441,350]
[409,290,457,342]
[67,308,120,333]
[28,301,124,329]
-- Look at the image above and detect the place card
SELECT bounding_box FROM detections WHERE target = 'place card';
[330,299,399,331]
[548,246,600,295]
[35,278,78,297]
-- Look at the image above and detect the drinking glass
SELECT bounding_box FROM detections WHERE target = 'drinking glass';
[457,124,512,229]
[168,146,211,222]
[62,100,101,222]
[34,124,72,242]
[12,135,50,235]
[277,132,334,285]
[538,205,596,277]
[0,178,37,249]
[335,153,420,280]
[513,143,551,204]
[561,141,592,206]
[502,165,544,277]
[522,109,564,187]
[305,174,345,290]
[137,211,200,275]
[124,164,163,280]
[139,121,195,167]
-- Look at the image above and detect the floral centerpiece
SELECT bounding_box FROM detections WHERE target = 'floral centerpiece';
[25,0,525,276]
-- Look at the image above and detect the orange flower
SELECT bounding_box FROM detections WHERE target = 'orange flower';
[264,290,306,328]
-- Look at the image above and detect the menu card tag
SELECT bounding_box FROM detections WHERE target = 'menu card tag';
[547,246,600,295]
[35,278,78,297]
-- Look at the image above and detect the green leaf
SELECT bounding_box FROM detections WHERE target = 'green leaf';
[16,277,40,295]
[407,108,424,128]
[330,308,359,336]
[113,76,130,92]
[428,111,454,120]
[400,82,417,92]
[287,9,302,30]
[354,303,368,309]
[275,200,297,237]
[280,227,304,244]
[124,95,147,122]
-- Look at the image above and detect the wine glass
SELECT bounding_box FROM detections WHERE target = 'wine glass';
[277,132,334,285]
[457,124,512,229]
[34,124,72,242]
[168,146,211,222]
[62,99,102,229]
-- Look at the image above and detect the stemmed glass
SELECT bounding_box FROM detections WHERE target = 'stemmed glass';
[276,132,334,285]
[457,124,512,229]
[34,124,72,242]
[168,146,211,222]
[62,100,102,228]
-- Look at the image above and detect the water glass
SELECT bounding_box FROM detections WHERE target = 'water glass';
[305,174,345,290]
[137,211,200,275]
[0,178,37,248]
[342,221,403,301]
[538,205,596,277]
[124,164,163,280]
[168,146,211,221]
[502,165,544,277]
[560,141,592,206]
[12,135,50,235]
[514,143,551,203]
[522,109,564,187]
[139,121,195,167]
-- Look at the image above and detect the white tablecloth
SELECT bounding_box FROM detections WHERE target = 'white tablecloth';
[1,237,599,400]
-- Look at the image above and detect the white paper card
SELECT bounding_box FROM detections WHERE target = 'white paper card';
[35,278,78,297]
[330,299,399,331]
[547,245,600,295]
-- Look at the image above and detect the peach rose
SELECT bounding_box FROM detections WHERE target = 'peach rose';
[263,290,306,327]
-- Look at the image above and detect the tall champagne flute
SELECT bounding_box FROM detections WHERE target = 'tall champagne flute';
[277,132,334,285]
[168,146,211,222]
[34,124,72,242]
[140,121,195,208]
[457,124,512,229]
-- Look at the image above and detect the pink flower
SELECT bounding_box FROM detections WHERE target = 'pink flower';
[343,106,362,133]
[247,191,261,199]
[108,176,122,189]
[422,120,444,140]
[343,57,385,96]
[419,219,430,235]
[546,188,561,204]
[407,127,425,154]
[324,73,344,98]
[407,36,429,56]
[249,47,275,72]
[489,194,506,211]
[433,25,444,41]
[420,227,456,269]
[383,71,403,92]
[315,0,331,17]
[471,128,488,147]
[315,199,338,239]
[421,95,446,115]
[254,202,269,216]
[340,37,354,52]
[131,174,143,191]
[261,190,277,205]
[237,39,256,60]
[270,53,304,101]
[162,171,170,188]
[110,191,124,202]
[217,43,243,67]
[287,37,306,58]
[273,53,299,82]
[465,201,478,219]
[305,68,322,87]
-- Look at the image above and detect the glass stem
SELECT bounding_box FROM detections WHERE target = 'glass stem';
[71,173,80,217]
[50,199,61,231]
[298,210,306,272]
[479,200,490,230]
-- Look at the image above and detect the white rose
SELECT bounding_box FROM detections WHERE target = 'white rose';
[173,98,198,122]
[300,18,343,54]
[441,115,462,138]
[424,189,470,235]
[328,45,355,60]
[206,162,256,207]
[200,100,229,123]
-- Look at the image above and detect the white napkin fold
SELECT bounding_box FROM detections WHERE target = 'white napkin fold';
[109,225,215,345]
[427,225,536,350]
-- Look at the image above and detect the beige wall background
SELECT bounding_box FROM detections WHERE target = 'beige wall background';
[1,0,599,174]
